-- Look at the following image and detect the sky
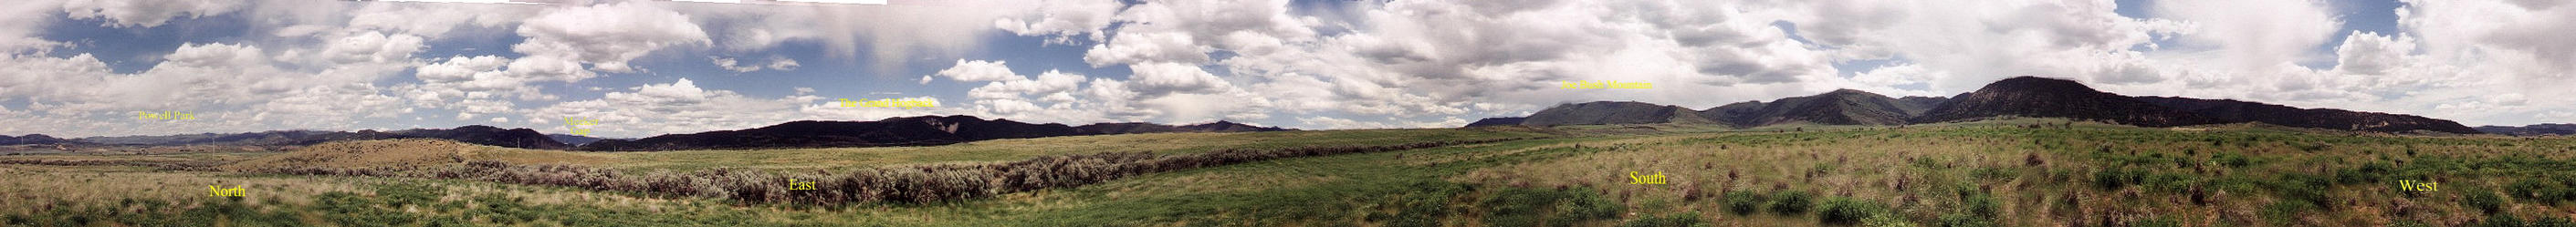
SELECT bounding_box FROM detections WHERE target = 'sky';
[2,0,2572,138]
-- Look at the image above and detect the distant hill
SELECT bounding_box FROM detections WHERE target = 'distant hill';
[1712,89,1920,126]
[1073,120,1296,134]
[55,117,1314,152]
[1519,101,1718,127]
[1175,120,1297,132]
[391,126,571,150]
[0,134,72,145]
[2135,97,2480,134]
[1911,76,2230,127]
[68,126,570,150]
[1895,96,1953,116]
[1694,101,1765,126]
[576,115,1084,151]
[79,130,330,145]
[1471,76,2481,134]
[1073,122,1179,134]
[1463,117,1525,127]
[2477,123,2576,136]
[547,134,607,146]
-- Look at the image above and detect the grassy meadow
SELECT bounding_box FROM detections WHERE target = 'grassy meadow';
[5,119,2576,226]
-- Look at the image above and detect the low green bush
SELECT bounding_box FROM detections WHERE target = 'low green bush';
[2214,153,2253,168]
[1619,212,1707,227]
[1723,191,1766,215]
[2127,217,2180,227]
[1549,189,1623,226]
[1863,213,1915,227]
[1970,167,2018,182]
[1772,190,1815,215]
[2535,216,2576,227]
[1962,193,1999,219]
[2092,168,2144,191]
[1937,213,1995,227]
[1479,187,1561,227]
[2475,213,2522,227]
[1382,181,1464,227]
[373,182,445,208]
[2142,172,2196,194]
[1816,197,1885,225]
[2389,221,2434,227]
[2258,200,2312,226]
[2505,178,2562,201]
[2270,173,2334,209]
[1477,187,1622,227]
[2466,189,2506,214]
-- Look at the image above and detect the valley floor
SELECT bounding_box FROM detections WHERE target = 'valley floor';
[5,119,2576,226]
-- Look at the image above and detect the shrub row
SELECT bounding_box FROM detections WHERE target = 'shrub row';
[245,138,1534,205]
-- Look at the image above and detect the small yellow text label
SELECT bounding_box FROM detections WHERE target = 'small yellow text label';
[208,185,245,197]
[2398,180,2438,191]
[137,111,196,120]
[789,179,816,191]
[839,98,939,109]
[565,117,601,136]
[1561,80,1653,89]
[1628,170,1667,185]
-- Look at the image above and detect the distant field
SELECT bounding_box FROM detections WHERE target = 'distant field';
[6,120,2576,226]
[599,128,1551,171]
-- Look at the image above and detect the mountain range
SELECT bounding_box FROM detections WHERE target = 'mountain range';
[35,115,1303,152]
[577,115,1084,151]
[573,116,1300,151]
[2132,97,2480,133]
[1702,88,1946,126]
[547,134,611,146]
[67,126,572,150]
[1491,88,1954,128]
[1516,101,1717,126]
[1072,120,1296,134]
[0,134,69,145]
[1471,76,2486,134]
[2477,124,2576,136]
[1911,77,2232,127]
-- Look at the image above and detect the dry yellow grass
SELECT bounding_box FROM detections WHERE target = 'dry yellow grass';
[219,139,613,171]
[0,164,354,214]
[600,128,1544,171]
[1455,133,1965,225]
[1451,120,2576,226]
[0,163,743,222]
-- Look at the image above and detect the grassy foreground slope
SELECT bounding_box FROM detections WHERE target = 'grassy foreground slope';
[1460,120,2576,226]
[7,120,2576,226]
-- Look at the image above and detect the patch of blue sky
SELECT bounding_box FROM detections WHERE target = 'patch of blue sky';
[1291,0,1366,36]
[2299,0,2407,70]
[38,14,254,74]
[2110,0,2406,70]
